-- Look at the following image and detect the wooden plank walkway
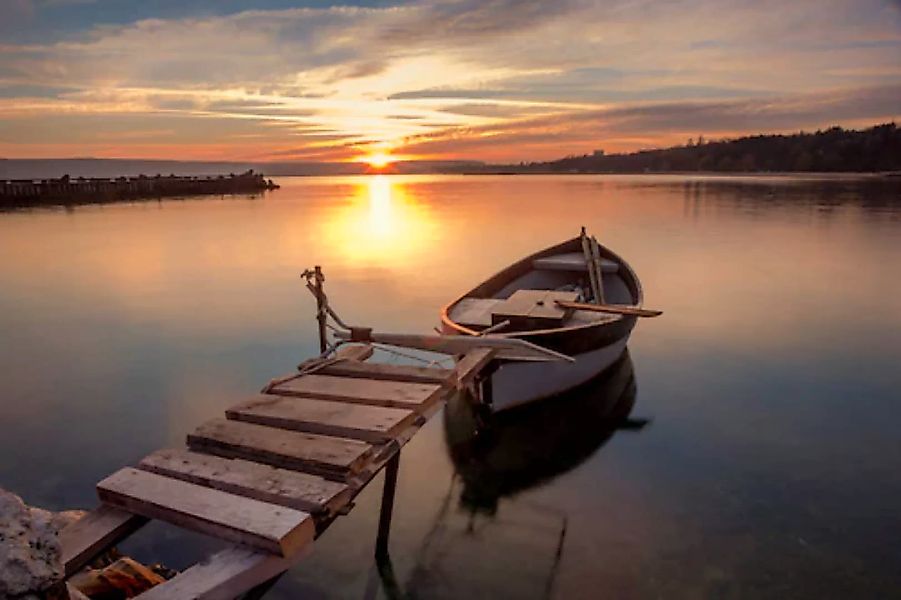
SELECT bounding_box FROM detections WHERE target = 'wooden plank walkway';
[59,345,489,599]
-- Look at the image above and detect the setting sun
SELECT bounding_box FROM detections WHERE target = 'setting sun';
[366,152,393,169]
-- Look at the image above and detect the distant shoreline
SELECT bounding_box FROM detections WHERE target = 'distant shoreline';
[457,170,901,178]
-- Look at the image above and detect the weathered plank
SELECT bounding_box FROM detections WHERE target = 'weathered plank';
[554,300,662,317]
[455,348,497,388]
[450,298,504,328]
[226,394,418,442]
[138,448,351,516]
[333,330,573,363]
[317,360,455,385]
[59,504,147,577]
[97,468,314,557]
[492,289,579,328]
[270,374,443,411]
[188,418,374,479]
[135,545,300,600]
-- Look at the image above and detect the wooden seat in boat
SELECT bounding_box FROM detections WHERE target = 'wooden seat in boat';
[533,253,619,273]
[450,298,504,329]
[491,289,580,329]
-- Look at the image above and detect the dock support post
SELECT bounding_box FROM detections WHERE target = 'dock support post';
[375,450,400,560]
[314,265,327,354]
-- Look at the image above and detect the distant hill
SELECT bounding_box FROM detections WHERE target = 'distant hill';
[0,158,484,180]
[487,123,901,174]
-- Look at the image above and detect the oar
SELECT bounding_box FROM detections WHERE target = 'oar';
[579,227,602,304]
[589,235,606,304]
[555,300,662,317]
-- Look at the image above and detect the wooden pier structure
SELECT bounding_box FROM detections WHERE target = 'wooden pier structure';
[58,343,494,599]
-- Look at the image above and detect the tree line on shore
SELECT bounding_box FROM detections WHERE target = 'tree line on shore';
[495,122,900,174]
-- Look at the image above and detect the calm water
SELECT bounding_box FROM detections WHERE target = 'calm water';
[1,175,900,599]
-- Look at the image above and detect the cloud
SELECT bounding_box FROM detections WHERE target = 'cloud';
[399,84,901,160]
[0,0,899,160]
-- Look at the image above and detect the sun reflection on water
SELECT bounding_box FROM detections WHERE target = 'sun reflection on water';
[322,175,438,269]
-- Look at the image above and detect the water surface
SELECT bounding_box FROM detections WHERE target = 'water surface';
[1,174,900,598]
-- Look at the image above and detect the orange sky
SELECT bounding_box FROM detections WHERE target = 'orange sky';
[0,0,900,163]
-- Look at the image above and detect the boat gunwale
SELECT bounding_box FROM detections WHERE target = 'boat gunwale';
[440,236,645,339]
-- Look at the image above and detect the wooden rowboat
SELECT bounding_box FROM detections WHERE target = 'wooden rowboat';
[441,231,655,411]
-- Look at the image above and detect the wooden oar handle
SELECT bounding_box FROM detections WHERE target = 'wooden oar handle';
[555,300,662,317]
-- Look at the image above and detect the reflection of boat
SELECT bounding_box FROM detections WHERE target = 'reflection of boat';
[377,354,645,599]
[441,231,651,411]
[444,352,642,512]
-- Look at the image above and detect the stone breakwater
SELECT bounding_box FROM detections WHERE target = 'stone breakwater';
[1,170,279,209]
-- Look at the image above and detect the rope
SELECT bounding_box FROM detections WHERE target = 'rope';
[303,266,455,369]
[370,342,454,367]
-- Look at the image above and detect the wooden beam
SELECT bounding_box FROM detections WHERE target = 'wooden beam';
[59,504,147,577]
[138,449,351,517]
[375,452,400,559]
[226,395,418,443]
[270,374,444,412]
[580,229,601,304]
[454,348,497,388]
[188,419,374,479]
[97,468,314,557]
[316,361,454,385]
[135,545,302,600]
[554,300,662,317]
[589,236,606,304]
[332,330,574,363]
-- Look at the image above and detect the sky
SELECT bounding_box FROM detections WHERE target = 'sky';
[0,0,900,163]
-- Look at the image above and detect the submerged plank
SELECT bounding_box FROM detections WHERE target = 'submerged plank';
[60,505,148,577]
[136,545,302,600]
[188,418,374,479]
[226,394,417,442]
[317,361,454,385]
[138,448,350,516]
[97,468,314,557]
[270,374,443,411]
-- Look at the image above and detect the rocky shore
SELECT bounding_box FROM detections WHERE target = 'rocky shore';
[0,488,170,599]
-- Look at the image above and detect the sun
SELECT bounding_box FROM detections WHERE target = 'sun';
[366,152,393,169]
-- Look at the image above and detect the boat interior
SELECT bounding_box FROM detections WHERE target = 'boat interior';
[446,239,640,335]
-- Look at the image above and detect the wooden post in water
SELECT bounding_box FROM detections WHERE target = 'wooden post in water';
[314,265,327,354]
[375,451,400,560]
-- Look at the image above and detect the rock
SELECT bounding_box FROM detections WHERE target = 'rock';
[0,488,65,598]
[0,488,170,599]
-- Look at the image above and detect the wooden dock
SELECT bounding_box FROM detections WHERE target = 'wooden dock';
[58,344,490,599]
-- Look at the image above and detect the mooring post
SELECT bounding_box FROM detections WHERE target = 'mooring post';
[314,265,327,354]
[375,450,401,560]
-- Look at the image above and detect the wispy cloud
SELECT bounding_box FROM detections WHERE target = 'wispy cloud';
[0,0,899,160]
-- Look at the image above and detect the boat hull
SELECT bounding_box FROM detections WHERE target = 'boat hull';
[441,234,645,413]
[487,336,630,412]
